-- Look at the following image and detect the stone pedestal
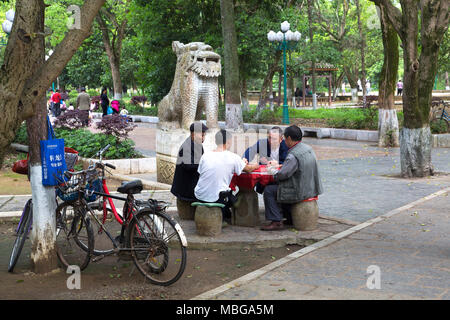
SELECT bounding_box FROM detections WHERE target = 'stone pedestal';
[291,200,319,231]
[156,127,218,185]
[177,199,196,220]
[233,189,260,227]
[194,206,222,236]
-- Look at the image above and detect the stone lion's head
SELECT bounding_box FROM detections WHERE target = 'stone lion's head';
[172,41,221,78]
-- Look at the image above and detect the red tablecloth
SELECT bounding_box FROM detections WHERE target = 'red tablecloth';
[230,165,319,202]
[230,165,275,191]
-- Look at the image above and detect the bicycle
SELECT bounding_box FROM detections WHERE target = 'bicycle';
[430,99,450,133]
[56,145,188,286]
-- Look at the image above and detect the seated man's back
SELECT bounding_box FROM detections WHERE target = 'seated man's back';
[194,150,245,203]
[194,129,259,204]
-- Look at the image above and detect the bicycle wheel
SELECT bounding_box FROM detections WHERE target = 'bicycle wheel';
[8,199,33,273]
[55,202,94,271]
[127,209,187,286]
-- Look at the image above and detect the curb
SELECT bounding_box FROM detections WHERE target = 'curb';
[79,156,156,175]
[111,173,171,190]
[191,186,450,300]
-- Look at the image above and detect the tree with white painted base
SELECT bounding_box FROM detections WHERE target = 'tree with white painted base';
[0,0,106,273]
[375,2,400,147]
[220,0,243,132]
[371,0,449,177]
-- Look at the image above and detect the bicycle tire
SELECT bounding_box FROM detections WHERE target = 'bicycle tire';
[127,209,187,286]
[8,199,33,273]
[55,202,94,271]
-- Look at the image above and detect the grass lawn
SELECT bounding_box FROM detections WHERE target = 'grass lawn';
[0,170,31,195]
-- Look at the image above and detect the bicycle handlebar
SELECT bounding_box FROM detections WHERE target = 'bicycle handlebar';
[105,163,116,170]
[96,144,111,158]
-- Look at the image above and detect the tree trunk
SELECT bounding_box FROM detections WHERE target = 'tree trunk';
[355,0,367,105]
[373,0,449,177]
[28,98,58,273]
[220,0,243,131]
[256,51,281,117]
[344,66,359,102]
[241,78,249,113]
[307,0,317,109]
[445,71,449,90]
[96,13,126,100]
[377,3,399,147]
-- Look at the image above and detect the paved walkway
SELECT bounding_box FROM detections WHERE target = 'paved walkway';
[194,187,450,300]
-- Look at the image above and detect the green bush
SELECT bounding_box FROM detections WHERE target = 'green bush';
[55,128,143,159]
[124,103,158,116]
[13,123,142,159]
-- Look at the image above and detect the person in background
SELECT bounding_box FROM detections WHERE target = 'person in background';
[261,125,323,231]
[76,87,91,126]
[111,100,120,114]
[195,129,259,224]
[171,122,208,203]
[51,89,62,117]
[100,87,110,117]
[366,80,371,94]
[294,87,302,107]
[397,79,403,96]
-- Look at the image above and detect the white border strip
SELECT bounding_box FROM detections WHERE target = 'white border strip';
[192,186,450,300]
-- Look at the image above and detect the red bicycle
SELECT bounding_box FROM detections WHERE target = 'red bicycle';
[56,145,187,286]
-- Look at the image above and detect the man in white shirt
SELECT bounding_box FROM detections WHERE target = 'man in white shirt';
[195,129,259,222]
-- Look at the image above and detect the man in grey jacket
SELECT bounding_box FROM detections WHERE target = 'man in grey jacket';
[261,125,323,231]
[76,87,91,125]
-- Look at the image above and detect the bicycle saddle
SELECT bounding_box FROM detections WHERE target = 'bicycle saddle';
[117,180,143,194]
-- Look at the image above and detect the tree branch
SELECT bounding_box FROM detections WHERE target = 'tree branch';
[371,0,405,40]
[21,0,107,118]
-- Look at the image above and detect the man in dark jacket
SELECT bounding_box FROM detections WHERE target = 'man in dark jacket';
[170,122,208,201]
[261,125,323,231]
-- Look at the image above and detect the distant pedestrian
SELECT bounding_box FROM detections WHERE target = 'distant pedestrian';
[397,79,403,96]
[51,89,62,117]
[341,82,346,95]
[366,80,371,94]
[294,87,302,107]
[76,87,91,126]
[100,87,110,117]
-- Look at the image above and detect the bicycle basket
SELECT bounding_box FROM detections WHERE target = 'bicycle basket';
[56,172,84,202]
[85,178,102,203]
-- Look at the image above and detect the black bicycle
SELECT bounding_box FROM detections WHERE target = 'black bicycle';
[56,145,188,286]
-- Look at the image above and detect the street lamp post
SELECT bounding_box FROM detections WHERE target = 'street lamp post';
[268,21,300,125]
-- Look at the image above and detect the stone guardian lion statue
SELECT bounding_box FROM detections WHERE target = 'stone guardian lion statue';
[157,41,221,130]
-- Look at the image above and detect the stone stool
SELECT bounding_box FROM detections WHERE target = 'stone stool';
[176,199,196,220]
[191,202,225,237]
[291,199,319,231]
